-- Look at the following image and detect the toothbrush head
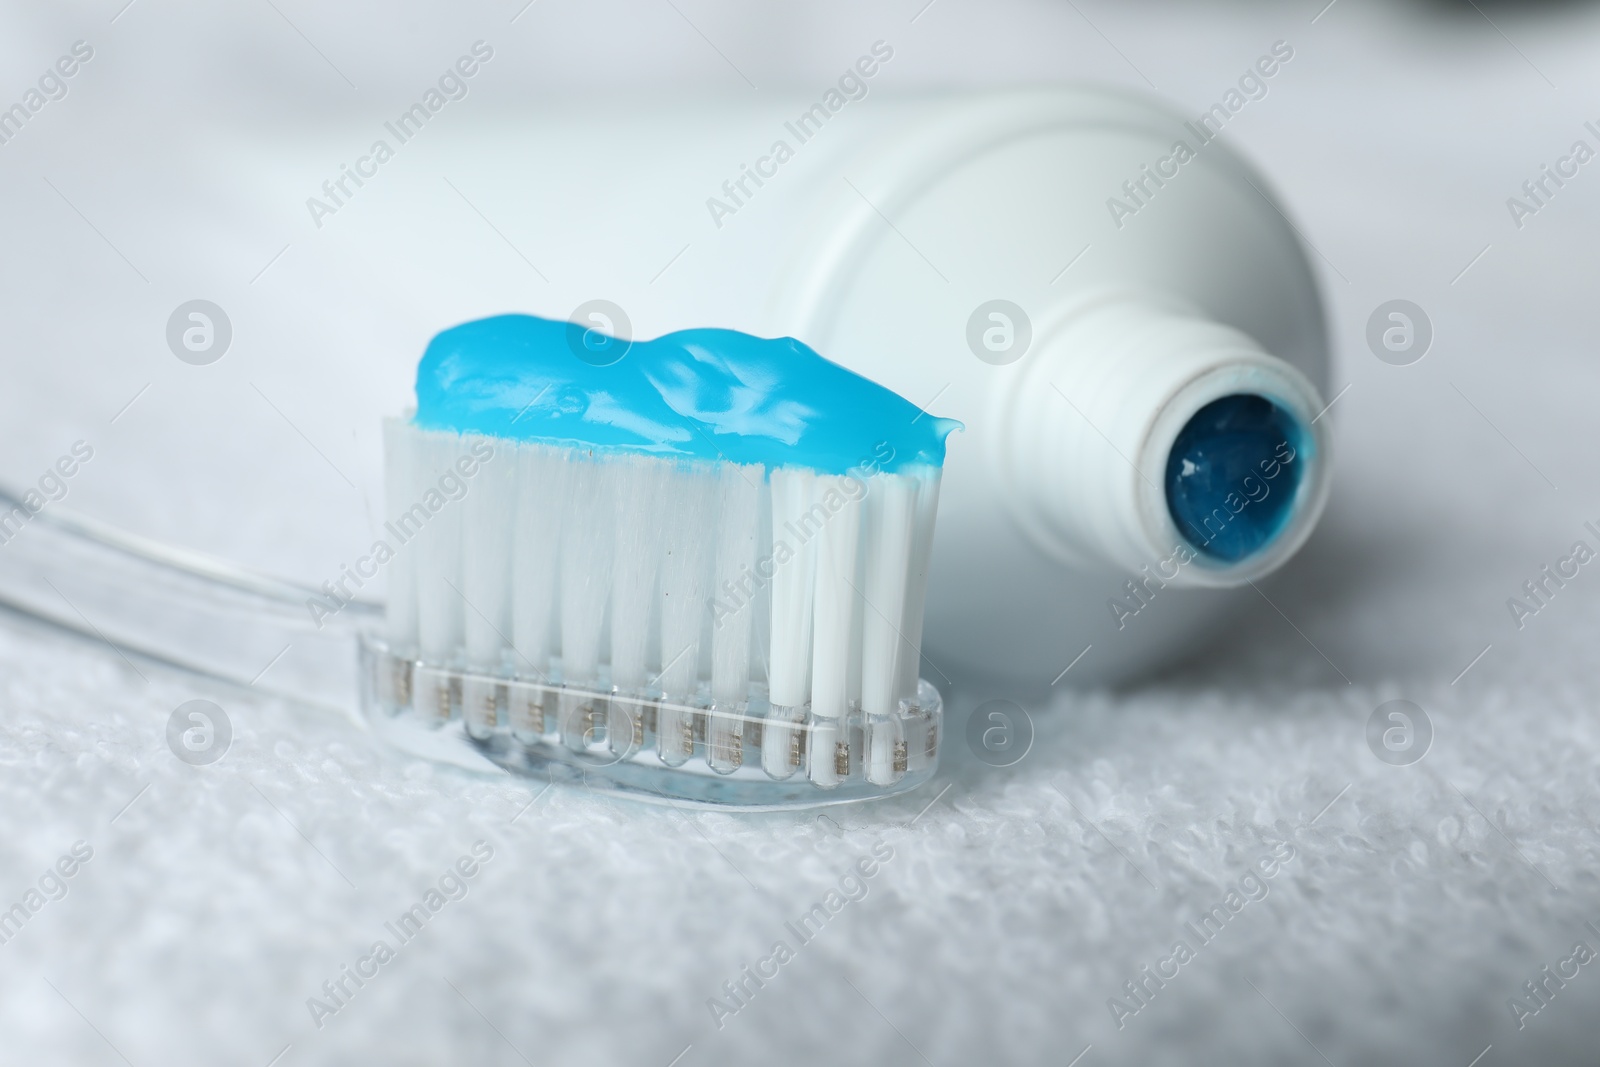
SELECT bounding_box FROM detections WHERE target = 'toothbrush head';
[366,315,954,810]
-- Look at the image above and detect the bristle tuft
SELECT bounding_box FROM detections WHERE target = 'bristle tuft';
[384,424,941,781]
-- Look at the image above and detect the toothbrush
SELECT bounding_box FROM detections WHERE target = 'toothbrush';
[375,313,956,804]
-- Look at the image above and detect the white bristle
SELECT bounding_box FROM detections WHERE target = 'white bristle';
[414,433,465,665]
[461,435,514,668]
[508,441,566,739]
[897,471,942,705]
[460,435,514,736]
[381,418,418,653]
[860,472,915,718]
[808,475,863,789]
[608,456,665,758]
[710,466,761,705]
[751,490,774,686]
[557,454,614,685]
[385,423,944,785]
[847,526,866,714]
[809,475,863,723]
[867,716,904,786]
[708,465,762,773]
[609,456,664,695]
[762,468,819,781]
[657,465,717,700]
[510,442,565,678]
[657,464,717,764]
[558,454,616,750]
[766,468,818,708]
[809,718,841,789]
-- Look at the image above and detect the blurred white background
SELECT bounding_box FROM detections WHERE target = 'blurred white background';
[4,0,1599,599]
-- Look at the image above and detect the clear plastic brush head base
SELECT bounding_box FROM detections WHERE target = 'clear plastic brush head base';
[359,635,941,810]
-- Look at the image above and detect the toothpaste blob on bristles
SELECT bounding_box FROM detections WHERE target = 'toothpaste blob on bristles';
[385,313,958,789]
[411,313,957,473]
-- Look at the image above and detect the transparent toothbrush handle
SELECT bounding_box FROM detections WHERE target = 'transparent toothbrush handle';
[0,485,377,716]
[0,485,947,808]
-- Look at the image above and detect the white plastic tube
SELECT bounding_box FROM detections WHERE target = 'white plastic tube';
[411,87,1333,688]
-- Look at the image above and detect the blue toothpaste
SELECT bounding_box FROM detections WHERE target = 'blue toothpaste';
[1164,394,1307,562]
[412,314,958,474]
